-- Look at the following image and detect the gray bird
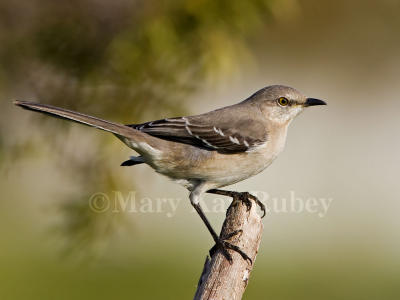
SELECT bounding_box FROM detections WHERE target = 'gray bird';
[14,85,326,263]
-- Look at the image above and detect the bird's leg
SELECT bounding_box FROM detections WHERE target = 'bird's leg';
[190,190,252,264]
[207,189,266,218]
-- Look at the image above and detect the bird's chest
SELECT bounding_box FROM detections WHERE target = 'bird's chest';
[199,135,288,187]
[250,125,288,166]
[269,125,288,159]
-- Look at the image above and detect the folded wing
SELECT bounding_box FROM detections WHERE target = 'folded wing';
[128,108,267,153]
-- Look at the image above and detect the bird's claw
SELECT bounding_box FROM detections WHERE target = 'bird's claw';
[207,189,266,217]
[248,193,266,218]
[209,230,252,265]
[235,192,266,218]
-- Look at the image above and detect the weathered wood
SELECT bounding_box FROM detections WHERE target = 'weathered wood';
[194,195,264,300]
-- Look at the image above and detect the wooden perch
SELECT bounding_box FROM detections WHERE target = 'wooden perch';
[194,194,264,300]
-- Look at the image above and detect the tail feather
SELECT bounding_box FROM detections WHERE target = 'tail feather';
[120,155,145,166]
[13,100,150,144]
[14,100,128,134]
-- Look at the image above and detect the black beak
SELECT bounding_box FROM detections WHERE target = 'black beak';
[305,98,327,107]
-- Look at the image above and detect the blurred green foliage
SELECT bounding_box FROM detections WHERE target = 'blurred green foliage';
[1,0,274,114]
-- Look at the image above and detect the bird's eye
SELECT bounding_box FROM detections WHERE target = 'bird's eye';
[277,97,289,106]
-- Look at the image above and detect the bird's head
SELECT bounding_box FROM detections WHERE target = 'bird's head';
[246,85,326,124]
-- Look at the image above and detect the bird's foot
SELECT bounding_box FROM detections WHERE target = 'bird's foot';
[237,192,266,218]
[209,229,252,265]
[207,189,266,218]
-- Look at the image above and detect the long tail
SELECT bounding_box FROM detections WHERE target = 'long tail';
[13,100,150,144]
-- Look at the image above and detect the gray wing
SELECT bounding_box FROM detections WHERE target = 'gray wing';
[128,106,267,153]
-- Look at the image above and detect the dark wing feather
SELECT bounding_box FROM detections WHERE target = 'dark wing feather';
[128,113,267,153]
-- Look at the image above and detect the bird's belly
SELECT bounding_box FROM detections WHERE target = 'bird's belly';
[156,148,276,190]
[202,151,275,188]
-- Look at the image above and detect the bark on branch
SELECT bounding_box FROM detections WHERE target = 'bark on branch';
[194,195,264,300]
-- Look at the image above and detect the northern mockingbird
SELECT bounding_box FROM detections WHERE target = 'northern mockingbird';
[14,85,326,263]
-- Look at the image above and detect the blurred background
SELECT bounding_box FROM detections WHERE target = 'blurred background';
[1,0,399,299]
